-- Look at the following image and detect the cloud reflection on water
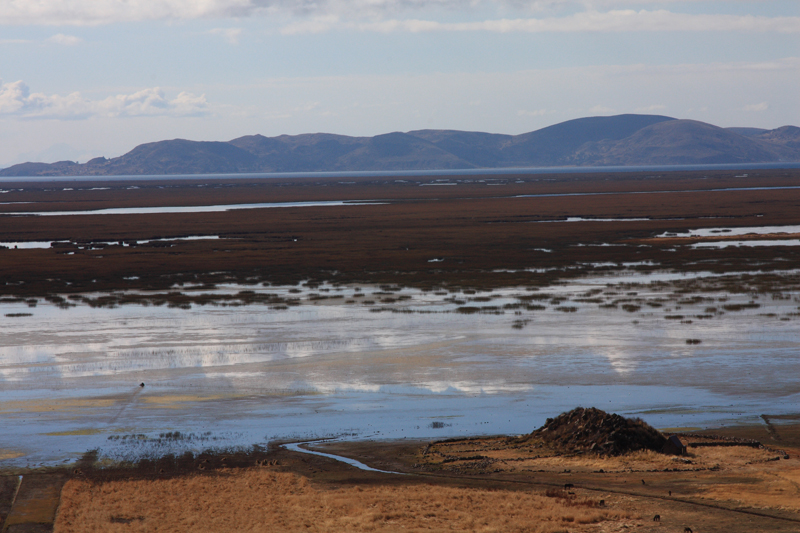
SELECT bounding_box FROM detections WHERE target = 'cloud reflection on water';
[2,273,800,466]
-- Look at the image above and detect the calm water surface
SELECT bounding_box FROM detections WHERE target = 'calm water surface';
[2,162,800,183]
[1,272,799,467]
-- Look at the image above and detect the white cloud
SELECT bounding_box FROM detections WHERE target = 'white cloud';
[209,27,243,44]
[282,10,800,34]
[0,80,209,120]
[0,1,797,32]
[47,33,82,45]
[0,0,256,25]
[742,101,768,112]
[2,57,798,167]
[168,91,211,114]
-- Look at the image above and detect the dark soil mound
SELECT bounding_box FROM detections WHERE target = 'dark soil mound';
[522,407,667,456]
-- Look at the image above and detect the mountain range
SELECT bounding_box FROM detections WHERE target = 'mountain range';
[3,114,799,177]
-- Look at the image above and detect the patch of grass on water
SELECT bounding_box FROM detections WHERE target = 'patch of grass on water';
[722,302,761,311]
[512,319,531,329]
[0,449,25,460]
[45,428,104,436]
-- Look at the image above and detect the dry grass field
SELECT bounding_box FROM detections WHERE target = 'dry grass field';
[44,425,800,533]
[55,469,627,533]
[416,435,800,512]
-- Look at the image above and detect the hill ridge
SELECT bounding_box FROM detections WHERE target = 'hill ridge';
[3,114,799,176]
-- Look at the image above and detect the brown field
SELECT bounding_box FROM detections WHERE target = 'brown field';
[55,470,626,533]
[2,169,800,296]
[35,423,800,533]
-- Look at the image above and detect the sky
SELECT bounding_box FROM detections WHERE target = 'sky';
[0,0,798,167]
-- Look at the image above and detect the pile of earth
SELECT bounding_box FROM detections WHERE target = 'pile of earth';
[519,407,667,456]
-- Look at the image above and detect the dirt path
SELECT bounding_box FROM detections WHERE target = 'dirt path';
[1,474,66,533]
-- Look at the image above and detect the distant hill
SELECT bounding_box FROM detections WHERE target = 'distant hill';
[3,114,799,176]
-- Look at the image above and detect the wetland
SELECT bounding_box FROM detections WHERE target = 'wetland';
[2,168,800,531]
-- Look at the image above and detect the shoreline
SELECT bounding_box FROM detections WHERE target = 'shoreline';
[4,421,800,533]
[3,161,800,183]
[4,416,798,477]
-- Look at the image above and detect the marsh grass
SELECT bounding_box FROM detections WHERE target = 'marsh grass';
[5,267,796,342]
[555,306,578,313]
[59,290,305,309]
[722,302,761,311]
[455,306,504,315]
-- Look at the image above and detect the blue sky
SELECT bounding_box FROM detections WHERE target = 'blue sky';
[0,0,798,166]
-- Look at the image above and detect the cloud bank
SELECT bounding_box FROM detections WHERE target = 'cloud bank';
[1,0,798,34]
[280,10,800,34]
[0,81,208,119]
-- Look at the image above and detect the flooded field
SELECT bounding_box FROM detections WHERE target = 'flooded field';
[2,268,800,469]
[3,170,800,471]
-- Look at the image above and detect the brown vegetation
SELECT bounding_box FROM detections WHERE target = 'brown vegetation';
[2,169,800,296]
[46,421,800,533]
[409,422,800,530]
[55,469,625,533]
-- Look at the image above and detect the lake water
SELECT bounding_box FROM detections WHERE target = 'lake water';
[2,270,799,468]
[660,225,800,238]
[2,200,383,217]
[0,236,222,250]
[691,239,800,248]
[2,162,800,183]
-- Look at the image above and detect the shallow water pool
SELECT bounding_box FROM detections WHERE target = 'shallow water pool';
[1,273,799,467]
